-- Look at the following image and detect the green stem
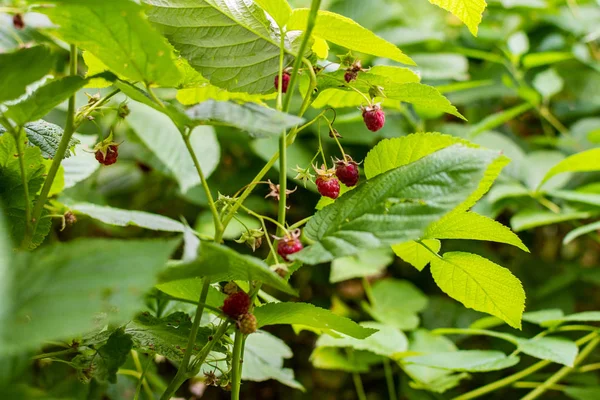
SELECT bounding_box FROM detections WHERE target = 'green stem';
[132,350,153,400]
[521,336,600,400]
[31,348,77,360]
[513,382,566,391]
[74,89,120,129]
[352,372,367,400]
[231,331,245,400]
[453,331,599,400]
[13,128,32,240]
[383,358,397,400]
[282,0,322,113]
[189,321,231,373]
[432,328,520,346]
[578,362,600,373]
[25,44,78,249]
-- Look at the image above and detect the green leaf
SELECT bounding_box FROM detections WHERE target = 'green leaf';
[0,120,79,160]
[0,46,54,103]
[0,134,51,249]
[126,101,220,193]
[254,302,376,339]
[427,0,487,35]
[330,248,394,283]
[186,100,304,138]
[405,350,520,372]
[94,329,134,383]
[384,83,465,120]
[392,239,441,271]
[538,148,600,190]
[61,134,100,188]
[316,322,408,357]
[0,238,179,354]
[310,347,375,373]
[4,76,87,126]
[564,387,600,400]
[159,241,296,295]
[511,209,593,232]
[253,0,292,27]
[145,0,298,93]
[523,52,574,69]
[564,221,600,245]
[430,252,526,329]
[39,0,181,86]
[542,311,600,327]
[523,309,565,325]
[550,190,600,207]
[367,279,428,330]
[156,279,226,309]
[468,103,534,138]
[243,330,304,391]
[533,68,564,99]
[516,336,578,367]
[65,202,185,232]
[287,9,414,65]
[425,211,529,252]
[126,312,221,361]
[0,208,11,347]
[177,84,274,106]
[291,145,501,264]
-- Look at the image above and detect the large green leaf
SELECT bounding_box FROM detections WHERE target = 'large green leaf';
[405,350,520,372]
[0,46,54,103]
[316,322,408,357]
[427,0,487,36]
[65,202,185,232]
[538,148,600,190]
[254,302,376,339]
[159,241,296,295]
[425,211,529,252]
[430,252,525,329]
[291,145,501,264]
[367,279,428,331]
[243,330,303,390]
[145,0,299,93]
[0,134,51,249]
[0,120,79,160]
[126,312,221,361]
[127,101,220,193]
[3,76,87,126]
[186,100,304,138]
[93,329,134,384]
[287,9,414,65]
[39,0,181,86]
[0,238,179,355]
[516,336,578,367]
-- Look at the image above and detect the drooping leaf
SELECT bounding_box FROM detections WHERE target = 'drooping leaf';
[316,322,408,357]
[0,45,54,103]
[511,209,593,232]
[254,302,376,339]
[39,0,181,86]
[430,252,525,329]
[329,248,394,283]
[126,312,221,361]
[3,76,87,126]
[468,103,534,138]
[0,120,79,160]
[405,350,520,372]
[65,202,185,232]
[126,100,220,193]
[287,9,414,65]
[542,311,600,327]
[425,211,529,252]
[538,148,600,190]
[94,329,134,383]
[564,221,600,245]
[253,0,292,27]
[0,238,179,355]
[291,145,501,264]
[392,239,441,271]
[159,241,296,295]
[516,336,578,367]
[145,0,299,93]
[426,0,487,35]
[243,330,304,390]
[186,100,304,138]
[0,134,51,249]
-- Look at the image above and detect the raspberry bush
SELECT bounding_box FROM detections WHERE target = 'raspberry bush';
[1,1,600,399]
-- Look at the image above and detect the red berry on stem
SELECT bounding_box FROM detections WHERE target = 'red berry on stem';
[222,291,251,319]
[362,104,386,132]
[344,70,357,83]
[316,176,340,199]
[274,71,291,93]
[335,157,360,187]
[13,14,24,30]
[277,230,303,261]
[95,144,119,166]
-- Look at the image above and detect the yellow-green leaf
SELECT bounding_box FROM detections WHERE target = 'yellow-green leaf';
[426,212,528,252]
[287,9,415,65]
[253,0,292,27]
[392,240,441,271]
[538,148,600,190]
[428,0,487,36]
[176,84,274,106]
[430,252,525,329]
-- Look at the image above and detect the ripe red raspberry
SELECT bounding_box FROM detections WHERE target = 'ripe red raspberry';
[277,229,303,261]
[237,313,257,335]
[13,14,24,30]
[95,144,119,166]
[221,291,251,319]
[274,71,291,93]
[316,176,340,199]
[335,156,360,187]
[362,104,385,132]
[344,70,358,83]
